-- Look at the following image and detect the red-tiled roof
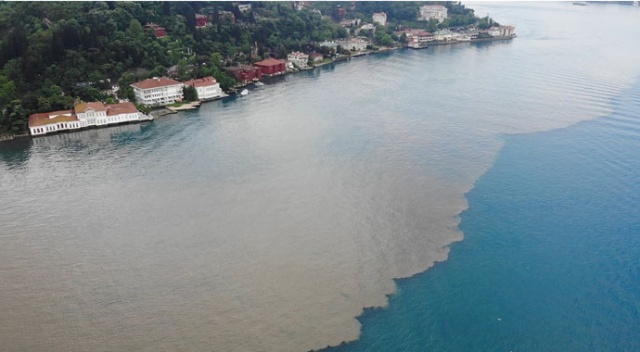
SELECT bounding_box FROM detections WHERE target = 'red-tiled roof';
[74,101,107,113]
[28,110,77,127]
[225,64,257,72]
[131,77,182,90]
[106,102,139,116]
[254,58,286,66]
[183,76,218,88]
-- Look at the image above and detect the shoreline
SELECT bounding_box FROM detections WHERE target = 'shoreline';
[1,36,514,142]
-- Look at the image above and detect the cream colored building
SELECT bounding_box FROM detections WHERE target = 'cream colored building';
[419,5,448,22]
[131,77,184,107]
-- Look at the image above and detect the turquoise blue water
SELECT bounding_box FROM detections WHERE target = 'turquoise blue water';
[325,82,640,352]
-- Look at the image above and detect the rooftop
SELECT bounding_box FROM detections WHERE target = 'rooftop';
[254,58,287,66]
[106,102,139,116]
[75,102,107,113]
[28,110,77,127]
[183,76,219,88]
[131,77,182,90]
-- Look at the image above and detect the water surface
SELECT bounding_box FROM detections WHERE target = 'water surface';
[1,2,640,351]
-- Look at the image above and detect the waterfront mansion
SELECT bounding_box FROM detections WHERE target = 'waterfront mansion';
[28,102,145,136]
[131,77,184,107]
[131,76,223,107]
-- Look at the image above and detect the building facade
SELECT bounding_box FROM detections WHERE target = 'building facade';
[287,51,309,69]
[337,37,369,52]
[419,5,448,22]
[254,58,287,76]
[406,30,434,48]
[195,14,207,28]
[224,65,263,84]
[131,77,184,107]
[29,102,143,136]
[144,23,167,38]
[183,76,224,101]
[372,12,387,26]
[498,25,516,37]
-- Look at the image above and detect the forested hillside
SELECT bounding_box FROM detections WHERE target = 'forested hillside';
[0,1,480,135]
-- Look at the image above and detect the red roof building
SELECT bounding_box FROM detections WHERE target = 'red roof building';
[253,58,287,76]
[144,23,167,38]
[28,102,143,136]
[131,77,182,90]
[106,102,140,116]
[195,14,207,28]
[131,77,184,107]
[183,76,224,100]
[224,65,263,84]
[28,110,77,127]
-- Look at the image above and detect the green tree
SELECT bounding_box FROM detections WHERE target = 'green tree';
[182,85,198,102]
[1,99,27,134]
[0,75,16,108]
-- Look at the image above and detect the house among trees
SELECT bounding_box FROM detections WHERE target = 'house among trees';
[238,3,252,14]
[254,58,287,76]
[183,76,224,101]
[372,12,387,26]
[144,23,167,38]
[419,5,448,22]
[337,37,369,52]
[195,14,208,28]
[28,102,144,136]
[131,77,184,107]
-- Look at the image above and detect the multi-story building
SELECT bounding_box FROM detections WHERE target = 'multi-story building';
[372,12,387,26]
[28,102,144,136]
[254,58,287,76]
[406,30,434,48]
[419,5,448,22]
[498,25,516,37]
[131,77,184,107]
[337,37,369,52]
[183,76,224,101]
[287,51,309,69]
[224,65,263,84]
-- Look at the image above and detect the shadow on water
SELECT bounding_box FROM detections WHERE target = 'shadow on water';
[0,138,32,169]
[0,122,158,166]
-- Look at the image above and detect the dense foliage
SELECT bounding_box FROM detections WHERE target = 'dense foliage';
[0,1,485,135]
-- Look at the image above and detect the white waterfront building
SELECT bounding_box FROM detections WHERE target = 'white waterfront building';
[287,51,309,69]
[420,5,448,22]
[337,37,369,52]
[131,77,184,107]
[29,102,145,136]
[183,76,224,101]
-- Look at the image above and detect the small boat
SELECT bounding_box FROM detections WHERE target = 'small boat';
[254,81,264,87]
[240,89,249,96]
[573,1,587,5]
